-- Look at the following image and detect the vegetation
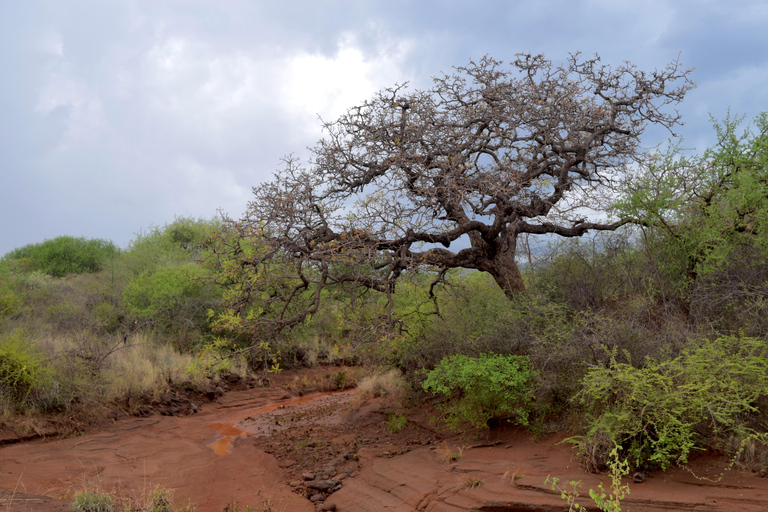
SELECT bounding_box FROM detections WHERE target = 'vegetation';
[576,336,768,470]
[206,53,692,349]
[2,236,120,278]
[422,353,535,430]
[546,445,630,511]
[1,54,767,492]
[70,485,195,512]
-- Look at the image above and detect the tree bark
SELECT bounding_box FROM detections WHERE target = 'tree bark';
[480,247,526,299]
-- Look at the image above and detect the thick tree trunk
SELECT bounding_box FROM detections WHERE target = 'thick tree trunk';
[472,231,526,299]
[484,250,526,299]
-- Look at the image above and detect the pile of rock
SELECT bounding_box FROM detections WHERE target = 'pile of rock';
[293,449,360,511]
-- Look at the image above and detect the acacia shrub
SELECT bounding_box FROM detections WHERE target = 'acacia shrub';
[576,335,768,470]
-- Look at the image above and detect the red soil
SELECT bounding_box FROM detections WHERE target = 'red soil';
[2,367,768,511]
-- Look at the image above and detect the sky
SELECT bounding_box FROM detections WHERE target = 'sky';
[1,0,767,256]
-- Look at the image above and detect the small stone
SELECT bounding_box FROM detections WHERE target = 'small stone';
[214,386,224,397]
[633,472,646,483]
[302,473,316,481]
[317,504,336,511]
[309,493,325,503]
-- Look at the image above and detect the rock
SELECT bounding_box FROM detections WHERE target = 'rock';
[303,473,316,481]
[633,471,646,483]
[214,386,224,397]
[317,504,336,511]
[309,493,325,503]
[307,480,336,492]
[226,373,241,383]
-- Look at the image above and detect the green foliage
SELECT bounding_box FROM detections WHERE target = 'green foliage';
[3,236,120,278]
[123,264,209,319]
[0,267,23,317]
[123,263,219,348]
[576,335,768,469]
[71,489,115,512]
[147,486,175,512]
[386,413,407,433]
[125,217,219,274]
[546,444,630,512]
[0,330,47,404]
[615,113,768,300]
[422,353,535,430]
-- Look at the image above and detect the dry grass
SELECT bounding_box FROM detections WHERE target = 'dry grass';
[71,482,197,512]
[28,331,250,412]
[435,441,464,464]
[353,368,408,408]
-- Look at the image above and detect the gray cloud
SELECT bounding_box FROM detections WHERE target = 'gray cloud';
[1,0,766,255]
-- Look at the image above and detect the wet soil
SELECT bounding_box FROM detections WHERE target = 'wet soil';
[3,366,768,511]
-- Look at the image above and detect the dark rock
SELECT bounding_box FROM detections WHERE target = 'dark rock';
[226,373,241,383]
[309,493,325,503]
[307,480,336,492]
[317,504,336,511]
[303,473,316,481]
[633,471,646,483]
[214,386,224,397]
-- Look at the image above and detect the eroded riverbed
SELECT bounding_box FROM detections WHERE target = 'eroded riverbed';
[3,367,768,512]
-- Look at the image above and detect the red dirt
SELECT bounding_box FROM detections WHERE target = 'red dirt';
[2,366,768,511]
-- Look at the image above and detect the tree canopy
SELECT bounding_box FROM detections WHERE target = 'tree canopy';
[208,53,693,341]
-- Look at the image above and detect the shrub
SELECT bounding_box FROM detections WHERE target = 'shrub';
[0,330,47,404]
[422,353,535,430]
[354,369,408,406]
[71,489,115,512]
[576,335,768,470]
[3,236,120,277]
[123,264,219,347]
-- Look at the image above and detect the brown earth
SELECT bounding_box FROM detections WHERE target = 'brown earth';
[2,366,768,511]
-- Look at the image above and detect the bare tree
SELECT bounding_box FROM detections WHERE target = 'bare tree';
[208,53,693,340]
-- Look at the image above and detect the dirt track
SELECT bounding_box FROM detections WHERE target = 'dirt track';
[3,367,768,511]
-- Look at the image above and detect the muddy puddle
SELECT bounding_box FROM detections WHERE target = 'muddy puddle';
[204,391,355,456]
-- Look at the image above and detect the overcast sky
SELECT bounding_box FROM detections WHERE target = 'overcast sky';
[1,0,767,256]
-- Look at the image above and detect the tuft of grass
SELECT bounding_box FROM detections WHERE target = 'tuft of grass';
[354,369,408,407]
[463,477,484,489]
[502,468,524,483]
[435,442,464,463]
[71,489,115,512]
[386,413,407,433]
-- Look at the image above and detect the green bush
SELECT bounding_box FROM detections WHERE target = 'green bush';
[71,489,115,512]
[576,335,768,470]
[422,353,535,430]
[123,263,219,342]
[2,236,120,278]
[0,330,47,404]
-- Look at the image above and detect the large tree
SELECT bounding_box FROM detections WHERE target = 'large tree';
[208,53,692,340]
